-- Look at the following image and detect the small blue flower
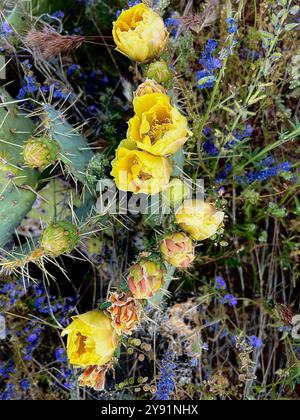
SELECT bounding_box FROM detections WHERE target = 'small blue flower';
[0,22,13,38]
[51,10,65,19]
[155,352,176,401]
[128,0,141,7]
[55,348,68,363]
[220,294,238,307]
[27,333,38,343]
[165,13,180,29]
[67,64,81,77]
[20,379,31,391]
[202,342,209,351]
[226,17,238,34]
[238,156,292,185]
[197,40,223,90]
[249,335,263,349]
[215,276,227,290]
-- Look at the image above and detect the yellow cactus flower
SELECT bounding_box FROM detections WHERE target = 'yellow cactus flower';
[62,311,119,368]
[127,93,192,156]
[127,259,164,300]
[111,146,173,195]
[113,3,169,63]
[176,199,225,241]
[160,232,195,269]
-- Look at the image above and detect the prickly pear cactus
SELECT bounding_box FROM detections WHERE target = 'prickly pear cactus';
[0,88,39,248]
[44,107,94,186]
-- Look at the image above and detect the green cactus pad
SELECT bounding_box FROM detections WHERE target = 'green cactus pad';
[0,88,39,248]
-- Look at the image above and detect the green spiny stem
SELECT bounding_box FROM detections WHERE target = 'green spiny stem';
[0,88,39,248]
[44,107,94,186]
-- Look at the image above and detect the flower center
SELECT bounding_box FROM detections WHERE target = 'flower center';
[76,333,87,356]
[138,171,152,181]
[148,118,172,144]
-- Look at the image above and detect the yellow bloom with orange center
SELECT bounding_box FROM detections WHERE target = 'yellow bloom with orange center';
[160,232,195,269]
[127,260,164,300]
[112,4,169,63]
[176,199,225,241]
[62,311,119,368]
[111,146,173,195]
[108,292,142,336]
[127,93,192,156]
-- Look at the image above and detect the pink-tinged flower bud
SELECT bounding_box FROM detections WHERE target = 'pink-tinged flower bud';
[127,260,164,300]
[160,232,195,269]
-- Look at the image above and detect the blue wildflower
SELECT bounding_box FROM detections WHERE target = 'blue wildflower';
[20,379,31,391]
[67,64,81,77]
[249,335,263,349]
[220,294,238,307]
[0,22,13,38]
[51,10,65,19]
[55,348,68,363]
[202,342,209,351]
[17,61,39,100]
[128,0,141,6]
[216,163,232,184]
[27,333,38,344]
[165,13,180,29]
[155,352,176,401]
[197,40,223,90]
[238,157,292,185]
[215,276,227,290]
[226,17,238,34]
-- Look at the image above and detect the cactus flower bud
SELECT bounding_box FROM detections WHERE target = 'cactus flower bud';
[127,260,164,300]
[160,232,195,269]
[162,178,191,209]
[40,221,80,257]
[147,60,173,85]
[134,79,167,97]
[23,137,60,169]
